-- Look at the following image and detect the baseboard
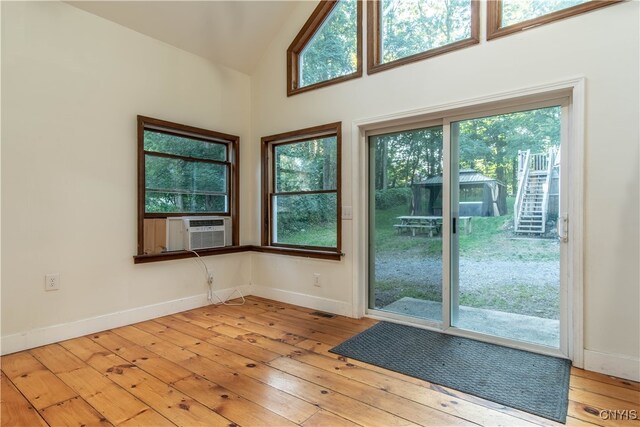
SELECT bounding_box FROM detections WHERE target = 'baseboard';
[0,284,252,356]
[251,285,353,317]
[584,349,640,381]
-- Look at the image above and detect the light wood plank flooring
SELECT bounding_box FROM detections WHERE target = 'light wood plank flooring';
[2,296,639,426]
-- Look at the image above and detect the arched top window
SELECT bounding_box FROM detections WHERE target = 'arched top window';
[287,0,362,96]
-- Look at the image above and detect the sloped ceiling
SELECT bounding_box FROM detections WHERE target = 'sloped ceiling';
[67,1,300,74]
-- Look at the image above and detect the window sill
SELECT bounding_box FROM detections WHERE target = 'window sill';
[287,71,362,97]
[367,37,479,75]
[252,245,343,261]
[133,245,343,263]
[133,245,252,264]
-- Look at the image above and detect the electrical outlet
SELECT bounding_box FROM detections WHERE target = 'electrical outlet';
[313,273,321,287]
[45,273,60,291]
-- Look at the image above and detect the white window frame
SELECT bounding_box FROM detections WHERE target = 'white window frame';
[351,78,585,365]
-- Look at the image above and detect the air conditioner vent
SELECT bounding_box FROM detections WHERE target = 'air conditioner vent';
[189,219,224,227]
[190,229,225,249]
[165,216,232,252]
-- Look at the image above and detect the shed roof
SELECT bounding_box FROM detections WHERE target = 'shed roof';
[413,170,504,186]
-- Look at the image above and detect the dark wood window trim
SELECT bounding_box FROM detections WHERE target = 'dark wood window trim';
[134,245,253,264]
[134,245,342,264]
[367,0,480,75]
[136,115,240,259]
[487,0,621,40]
[261,122,343,261]
[252,245,343,261]
[287,0,363,97]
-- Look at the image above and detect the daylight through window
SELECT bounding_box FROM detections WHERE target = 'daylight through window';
[368,0,478,73]
[143,130,229,214]
[287,0,362,96]
[137,116,239,258]
[487,0,620,39]
[262,123,342,255]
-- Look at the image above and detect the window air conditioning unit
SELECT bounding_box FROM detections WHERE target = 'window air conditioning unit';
[165,216,232,251]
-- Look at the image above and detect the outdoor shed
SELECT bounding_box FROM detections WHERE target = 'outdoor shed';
[411,170,507,217]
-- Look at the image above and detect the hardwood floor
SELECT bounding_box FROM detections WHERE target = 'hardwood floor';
[2,296,639,426]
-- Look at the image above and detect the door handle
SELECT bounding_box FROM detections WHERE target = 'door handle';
[452,217,457,234]
[557,215,568,243]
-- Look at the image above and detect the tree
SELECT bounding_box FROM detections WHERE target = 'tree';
[273,137,338,236]
[501,0,588,27]
[300,0,358,87]
[372,107,561,198]
[457,107,561,194]
[380,0,472,63]
[373,127,443,190]
[144,131,227,213]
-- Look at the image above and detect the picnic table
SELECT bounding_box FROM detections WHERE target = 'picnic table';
[394,216,472,237]
[394,216,442,237]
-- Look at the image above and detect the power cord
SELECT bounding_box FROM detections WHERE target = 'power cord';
[188,250,245,306]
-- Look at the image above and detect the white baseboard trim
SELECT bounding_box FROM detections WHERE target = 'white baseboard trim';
[1,284,252,356]
[584,349,640,381]
[251,285,353,317]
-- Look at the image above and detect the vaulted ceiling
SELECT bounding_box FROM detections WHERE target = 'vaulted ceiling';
[67,1,300,74]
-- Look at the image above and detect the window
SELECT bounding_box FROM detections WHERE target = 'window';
[261,122,342,259]
[287,0,362,96]
[136,116,240,261]
[487,0,621,40]
[368,0,479,74]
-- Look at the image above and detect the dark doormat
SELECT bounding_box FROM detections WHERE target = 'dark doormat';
[330,321,571,423]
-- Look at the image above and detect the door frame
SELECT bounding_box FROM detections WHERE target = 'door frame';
[351,78,585,365]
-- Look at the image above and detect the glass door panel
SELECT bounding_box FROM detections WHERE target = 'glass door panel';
[450,106,562,348]
[369,126,444,323]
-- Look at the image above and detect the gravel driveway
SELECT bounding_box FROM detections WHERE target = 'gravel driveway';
[375,256,559,290]
[373,255,560,319]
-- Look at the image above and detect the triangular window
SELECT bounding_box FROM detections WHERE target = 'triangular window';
[287,0,362,96]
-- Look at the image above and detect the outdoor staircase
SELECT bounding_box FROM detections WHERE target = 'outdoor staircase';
[516,171,547,233]
[514,148,556,235]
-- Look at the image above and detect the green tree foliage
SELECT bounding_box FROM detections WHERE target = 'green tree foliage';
[373,107,561,196]
[457,107,561,193]
[144,131,228,213]
[375,187,413,210]
[501,0,588,27]
[372,127,443,190]
[273,137,338,246]
[380,0,471,63]
[144,131,226,161]
[275,193,337,247]
[300,0,358,87]
[275,137,337,192]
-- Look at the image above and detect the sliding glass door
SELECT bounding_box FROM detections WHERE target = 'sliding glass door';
[368,125,444,324]
[449,105,565,349]
[367,100,568,354]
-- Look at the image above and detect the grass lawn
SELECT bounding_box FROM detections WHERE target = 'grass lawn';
[459,283,559,319]
[373,204,559,262]
[277,223,337,248]
[281,201,560,319]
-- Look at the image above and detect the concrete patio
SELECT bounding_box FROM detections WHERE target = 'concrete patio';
[383,297,560,348]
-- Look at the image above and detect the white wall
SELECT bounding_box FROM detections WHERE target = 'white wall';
[250,0,639,375]
[1,1,253,352]
[1,0,638,380]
